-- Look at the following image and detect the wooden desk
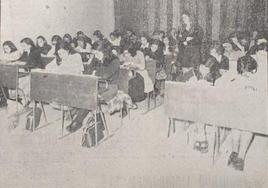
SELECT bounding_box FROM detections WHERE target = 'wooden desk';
[165,81,267,135]
[0,63,19,115]
[165,81,268,163]
[30,71,107,145]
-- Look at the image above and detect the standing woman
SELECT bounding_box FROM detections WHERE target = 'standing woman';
[36,36,52,56]
[176,12,204,81]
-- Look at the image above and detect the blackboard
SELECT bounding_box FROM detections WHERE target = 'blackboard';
[30,71,98,110]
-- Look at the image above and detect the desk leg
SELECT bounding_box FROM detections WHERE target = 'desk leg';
[147,92,151,112]
[173,118,176,133]
[61,106,65,137]
[68,107,73,122]
[41,102,47,123]
[167,118,172,138]
[100,111,109,137]
[32,101,37,132]
[120,107,123,126]
[153,90,156,108]
[94,111,98,147]
[212,126,218,165]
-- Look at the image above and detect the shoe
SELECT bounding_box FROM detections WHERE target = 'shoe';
[194,141,209,153]
[232,158,245,171]
[227,152,238,166]
[199,141,209,153]
[66,121,83,133]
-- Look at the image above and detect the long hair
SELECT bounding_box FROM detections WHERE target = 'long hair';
[63,34,72,43]
[20,37,36,50]
[2,41,18,53]
[180,11,197,32]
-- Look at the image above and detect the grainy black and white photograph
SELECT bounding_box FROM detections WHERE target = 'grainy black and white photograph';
[0,0,267,187]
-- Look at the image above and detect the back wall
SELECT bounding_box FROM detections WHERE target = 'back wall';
[1,0,114,46]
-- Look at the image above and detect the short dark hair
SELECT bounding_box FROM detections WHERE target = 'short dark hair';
[58,41,71,52]
[93,30,104,40]
[36,35,48,47]
[210,41,225,55]
[63,34,72,43]
[52,35,62,43]
[76,36,86,49]
[3,41,17,53]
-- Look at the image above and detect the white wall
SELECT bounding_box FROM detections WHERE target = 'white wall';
[1,0,114,47]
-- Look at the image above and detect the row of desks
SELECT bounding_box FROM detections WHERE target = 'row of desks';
[1,63,267,135]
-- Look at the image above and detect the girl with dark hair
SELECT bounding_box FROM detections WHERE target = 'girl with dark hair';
[139,36,150,56]
[63,33,76,54]
[19,37,44,69]
[109,30,122,47]
[46,41,83,75]
[36,36,52,56]
[228,32,250,57]
[1,41,20,62]
[75,36,92,53]
[176,12,204,81]
[75,36,92,62]
[147,39,166,95]
[92,30,110,52]
[75,31,92,46]
[47,35,62,63]
[120,44,154,97]
[167,28,178,49]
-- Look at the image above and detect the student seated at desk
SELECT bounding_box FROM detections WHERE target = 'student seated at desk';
[36,36,52,57]
[120,44,154,94]
[18,37,44,69]
[66,47,120,133]
[46,41,84,74]
[109,30,122,48]
[75,37,92,62]
[0,41,20,107]
[146,39,166,95]
[1,41,20,62]
[74,31,92,46]
[139,35,151,57]
[190,43,223,154]
[63,33,76,55]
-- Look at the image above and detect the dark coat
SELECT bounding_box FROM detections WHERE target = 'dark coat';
[176,25,204,69]
[219,55,229,70]
[19,48,44,69]
[37,44,52,55]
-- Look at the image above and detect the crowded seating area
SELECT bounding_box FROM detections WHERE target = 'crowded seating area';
[0,1,267,187]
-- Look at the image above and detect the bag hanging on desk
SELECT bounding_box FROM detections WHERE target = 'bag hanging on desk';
[0,88,9,108]
[155,67,167,80]
[25,107,42,131]
[82,112,105,148]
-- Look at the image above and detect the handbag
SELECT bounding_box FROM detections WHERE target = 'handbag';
[82,112,105,148]
[26,107,42,130]
[155,67,167,80]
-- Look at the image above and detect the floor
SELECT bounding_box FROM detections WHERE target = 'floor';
[0,98,267,188]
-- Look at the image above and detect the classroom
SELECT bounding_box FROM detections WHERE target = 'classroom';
[0,0,267,187]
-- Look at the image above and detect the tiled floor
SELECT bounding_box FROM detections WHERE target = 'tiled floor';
[0,99,267,188]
